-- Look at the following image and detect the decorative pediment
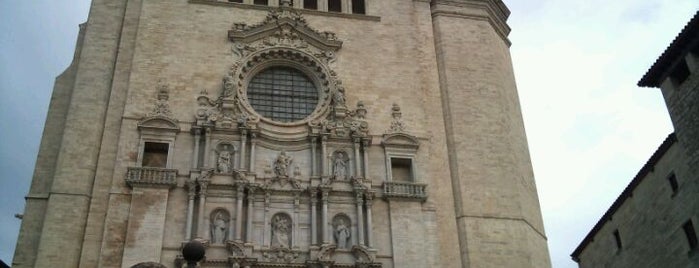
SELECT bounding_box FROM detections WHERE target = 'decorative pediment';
[138,115,180,132]
[228,7,343,54]
[140,80,180,132]
[381,133,420,150]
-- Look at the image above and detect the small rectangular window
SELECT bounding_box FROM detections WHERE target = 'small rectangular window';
[142,142,169,168]
[228,0,243,3]
[351,0,365,14]
[254,0,269,5]
[328,0,341,12]
[613,230,623,250]
[303,0,317,10]
[391,158,413,182]
[683,220,698,251]
[667,172,679,195]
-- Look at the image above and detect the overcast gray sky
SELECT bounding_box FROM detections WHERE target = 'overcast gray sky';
[0,1,697,267]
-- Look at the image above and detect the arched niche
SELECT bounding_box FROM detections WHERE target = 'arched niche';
[270,213,293,248]
[210,208,231,244]
[332,213,352,249]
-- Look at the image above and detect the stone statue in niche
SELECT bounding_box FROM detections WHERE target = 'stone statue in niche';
[334,217,351,249]
[333,152,348,180]
[217,145,232,173]
[274,151,293,178]
[271,214,292,248]
[210,210,229,244]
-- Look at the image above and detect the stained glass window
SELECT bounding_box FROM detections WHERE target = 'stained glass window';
[247,67,318,123]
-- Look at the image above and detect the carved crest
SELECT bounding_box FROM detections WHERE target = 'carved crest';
[139,80,180,132]
[228,6,342,58]
[387,103,406,133]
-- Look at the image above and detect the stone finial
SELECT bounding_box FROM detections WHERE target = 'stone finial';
[149,80,173,117]
[388,103,406,133]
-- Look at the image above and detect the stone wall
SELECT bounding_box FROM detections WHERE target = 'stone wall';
[576,140,699,267]
[13,0,551,267]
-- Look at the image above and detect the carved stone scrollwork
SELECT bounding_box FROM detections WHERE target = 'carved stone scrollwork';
[148,80,173,118]
[139,80,180,133]
[226,241,247,257]
[387,103,406,133]
[310,101,370,139]
[352,245,375,263]
[317,244,337,262]
[261,247,299,263]
[221,5,346,133]
[228,6,342,54]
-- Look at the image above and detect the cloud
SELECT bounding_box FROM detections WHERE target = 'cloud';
[507,0,696,267]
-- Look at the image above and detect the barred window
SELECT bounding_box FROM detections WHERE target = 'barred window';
[247,67,318,123]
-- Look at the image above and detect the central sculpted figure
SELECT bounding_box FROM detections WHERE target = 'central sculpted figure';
[274,151,293,177]
[272,215,291,248]
[217,149,231,173]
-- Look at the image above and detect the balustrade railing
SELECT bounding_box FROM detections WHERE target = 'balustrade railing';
[126,166,178,187]
[382,181,427,201]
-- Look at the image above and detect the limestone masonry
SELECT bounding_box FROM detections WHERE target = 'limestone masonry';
[13,0,551,267]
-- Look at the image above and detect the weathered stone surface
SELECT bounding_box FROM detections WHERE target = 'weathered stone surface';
[13,1,550,267]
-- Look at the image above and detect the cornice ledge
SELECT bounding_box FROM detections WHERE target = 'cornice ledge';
[431,0,512,46]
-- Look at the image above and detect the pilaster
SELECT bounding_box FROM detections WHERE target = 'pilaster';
[33,1,130,267]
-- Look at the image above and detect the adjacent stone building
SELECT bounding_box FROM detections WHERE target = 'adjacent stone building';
[571,11,699,268]
[13,0,551,267]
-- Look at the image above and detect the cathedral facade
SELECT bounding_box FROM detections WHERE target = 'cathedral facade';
[13,0,550,267]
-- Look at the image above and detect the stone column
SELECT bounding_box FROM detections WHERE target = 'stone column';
[249,133,257,172]
[235,184,244,241]
[310,187,318,245]
[310,137,317,177]
[321,135,328,176]
[365,191,374,248]
[355,191,365,246]
[239,129,248,171]
[362,139,369,179]
[353,138,361,177]
[246,187,255,243]
[185,179,197,240]
[263,192,271,247]
[192,129,201,169]
[293,193,300,248]
[203,128,212,168]
[197,180,209,238]
[321,189,329,244]
[342,0,350,13]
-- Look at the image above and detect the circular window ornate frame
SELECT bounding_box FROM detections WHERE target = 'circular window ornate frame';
[232,48,335,128]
